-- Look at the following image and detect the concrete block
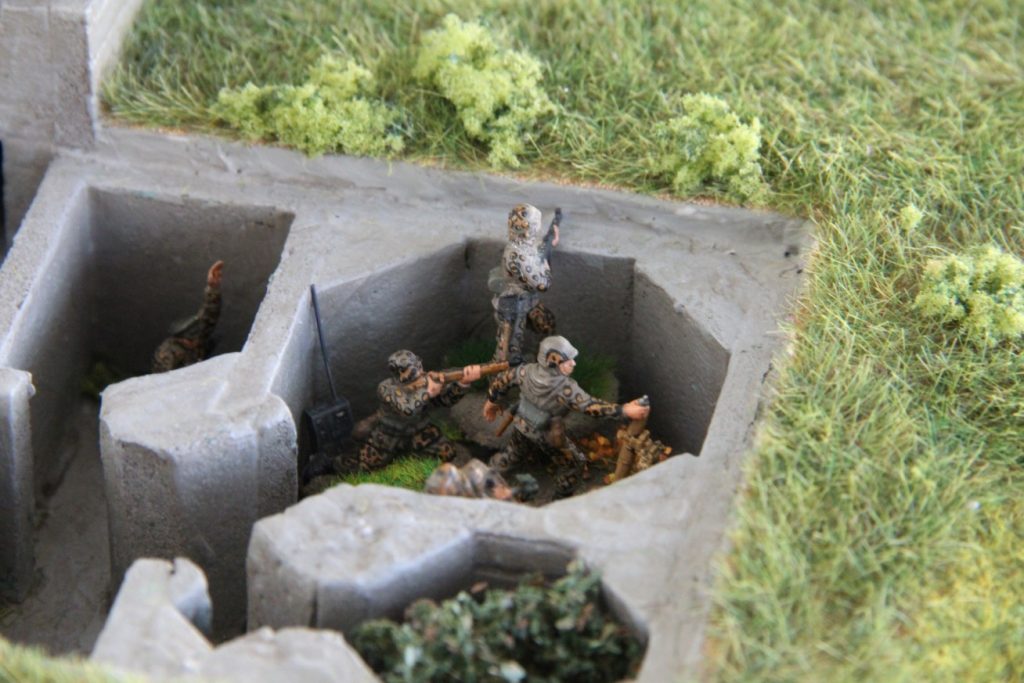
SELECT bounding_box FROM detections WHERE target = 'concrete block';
[0,368,35,601]
[0,137,54,246]
[201,628,377,683]
[0,7,55,130]
[50,8,95,148]
[93,558,375,683]
[84,0,146,97]
[91,558,213,678]
[101,356,298,637]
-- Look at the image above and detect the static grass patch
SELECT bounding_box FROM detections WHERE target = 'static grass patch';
[337,455,439,491]
[0,639,134,683]
[102,1,1024,680]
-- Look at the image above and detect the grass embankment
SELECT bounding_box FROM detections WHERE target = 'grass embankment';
[0,639,137,683]
[102,2,1024,680]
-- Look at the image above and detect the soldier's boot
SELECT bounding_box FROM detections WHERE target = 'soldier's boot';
[527,303,556,336]
[414,424,456,463]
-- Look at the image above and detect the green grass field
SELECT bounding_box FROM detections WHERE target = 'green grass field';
[96,1,1024,680]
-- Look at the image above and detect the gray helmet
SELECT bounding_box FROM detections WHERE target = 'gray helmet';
[388,349,423,383]
[538,335,578,367]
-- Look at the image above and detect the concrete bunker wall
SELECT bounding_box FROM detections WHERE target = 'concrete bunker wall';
[302,241,726,458]
[0,183,292,601]
[10,188,292,493]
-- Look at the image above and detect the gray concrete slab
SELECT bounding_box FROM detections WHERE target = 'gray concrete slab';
[92,557,376,683]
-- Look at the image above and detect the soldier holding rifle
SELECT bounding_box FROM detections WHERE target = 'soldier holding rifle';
[489,204,561,366]
[482,336,650,498]
[358,350,507,470]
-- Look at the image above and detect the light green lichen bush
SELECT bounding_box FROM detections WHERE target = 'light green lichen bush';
[647,93,765,201]
[413,14,556,168]
[914,245,1024,347]
[213,55,404,157]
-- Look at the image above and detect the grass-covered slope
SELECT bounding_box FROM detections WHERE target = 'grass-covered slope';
[0,639,137,683]
[103,2,1024,680]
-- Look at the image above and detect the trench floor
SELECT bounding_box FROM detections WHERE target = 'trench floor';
[0,401,111,655]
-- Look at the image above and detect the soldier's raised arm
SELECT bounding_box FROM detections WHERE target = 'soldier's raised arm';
[482,365,520,421]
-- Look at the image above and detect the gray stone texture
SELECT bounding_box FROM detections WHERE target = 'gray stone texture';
[92,557,376,683]
[0,0,145,243]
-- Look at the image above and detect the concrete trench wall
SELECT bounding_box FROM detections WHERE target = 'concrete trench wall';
[0,124,807,678]
[0,0,146,247]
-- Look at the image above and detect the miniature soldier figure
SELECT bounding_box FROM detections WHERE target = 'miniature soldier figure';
[151,260,223,373]
[359,350,483,470]
[483,335,650,498]
[424,459,515,500]
[424,459,540,502]
[489,204,560,365]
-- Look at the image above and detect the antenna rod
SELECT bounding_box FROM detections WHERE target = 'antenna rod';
[309,285,339,403]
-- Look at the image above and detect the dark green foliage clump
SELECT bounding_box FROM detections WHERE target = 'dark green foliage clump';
[350,561,643,683]
[570,350,618,402]
[81,359,130,400]
[444,337,495,390]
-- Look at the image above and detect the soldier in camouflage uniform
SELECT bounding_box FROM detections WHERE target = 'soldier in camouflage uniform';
[359,350,482,470]
[490,204,558,365]
[151,260,223,373]
[483,336,650,498]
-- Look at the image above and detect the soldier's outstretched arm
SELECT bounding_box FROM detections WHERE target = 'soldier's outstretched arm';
[558,379,623,419]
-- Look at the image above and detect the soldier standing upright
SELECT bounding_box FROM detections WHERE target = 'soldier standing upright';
[482,335,650,498]
[359,350,483,470]
[489,204,560,365]
[151,260,223,373]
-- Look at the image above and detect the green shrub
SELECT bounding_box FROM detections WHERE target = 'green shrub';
[646,93,765,201]
[413,14,556,168]
[350,561,642,683]
[213,55,404,157]
[914,245,1024,347]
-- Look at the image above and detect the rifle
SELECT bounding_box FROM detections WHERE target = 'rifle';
[495,401,518,437]
[541,207,562,262]
[406,360,509,390]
